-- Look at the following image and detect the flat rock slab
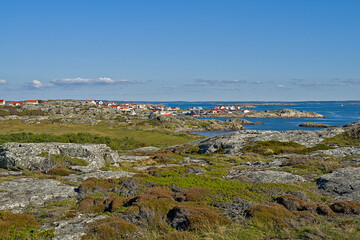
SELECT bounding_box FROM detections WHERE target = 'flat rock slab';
[317,167,360,202]
[198,128,344,154]
[52,214,107,240]
[314,147,360,157]
[0,178,77,213]
[0,142,121,172]
[224,170,306,184]
[64,170,136,182]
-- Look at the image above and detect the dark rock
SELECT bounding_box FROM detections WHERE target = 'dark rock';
[167,206,191,231]
[330,201,360,215]
[316,204,334,216]
[275,194,305,211]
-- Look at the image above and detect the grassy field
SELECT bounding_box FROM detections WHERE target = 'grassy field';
[0,120,203,147]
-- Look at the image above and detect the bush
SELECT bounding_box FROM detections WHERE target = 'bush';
[83,216,139,240]
[48,167,76,176]
[0,211,54,239]
[242,140,332,156]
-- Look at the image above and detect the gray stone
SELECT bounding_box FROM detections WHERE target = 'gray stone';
[314,147,360,157]
[52,214,107,240]
[317,167,360,201]
[0,178,77,212]
[224,170,306,184]
[0,142,121,172]
[198,128,344,155]
[63,170,135,183]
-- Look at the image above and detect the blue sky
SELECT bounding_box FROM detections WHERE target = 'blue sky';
[1,0,359,101]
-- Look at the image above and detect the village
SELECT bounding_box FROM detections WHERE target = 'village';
[0,99,251,117]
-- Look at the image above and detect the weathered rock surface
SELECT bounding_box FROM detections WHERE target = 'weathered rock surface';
[0,142,121,172]
[317,167,360,201]
[52,214,107,240]
[224,170,306,183]
[198,128,344,154]
[314,147,360,157]
[0,178,77,212]
[64,170,135,183]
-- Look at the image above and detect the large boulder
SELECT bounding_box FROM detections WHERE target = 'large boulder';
[317,167,360,201]
[0,142,121,172]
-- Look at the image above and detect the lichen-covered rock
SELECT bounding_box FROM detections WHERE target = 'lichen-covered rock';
[52,214,108,240]
[198,128,344,154]
[63,170,135,183]
[314,147,360,157]
[224,170,306,184]
[317,167,360,201]
[0,142,121,172]
[0,178,77,212]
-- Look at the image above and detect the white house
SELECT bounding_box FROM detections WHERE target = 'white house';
[0,100,5,105]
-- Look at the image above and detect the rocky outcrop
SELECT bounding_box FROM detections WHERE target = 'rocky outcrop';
[0,142,121,172]
[52,214,107,240]
[314,147,360,157]
[198,128,344,154]
[224,170,306,183]
[299,122,336,128]
[0,178,77,213]
[64,170,135,183]
[317,167,360,202]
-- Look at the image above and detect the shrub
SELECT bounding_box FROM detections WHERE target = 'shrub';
[77,197,106,213]
[48,167,76,176]
[185,187,210,202]
[167,204,229,232]
[83,216,139,240]
[245,203,295,228]
[0,211,54,239]
[330,201,360,215]
[242,140,332,156]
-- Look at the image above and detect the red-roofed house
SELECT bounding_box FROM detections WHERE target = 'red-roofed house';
[25,100,39,105]
[0,100,5,105]
[8,102,23,107]
[85,100,96,104]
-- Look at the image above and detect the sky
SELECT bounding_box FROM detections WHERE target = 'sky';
[0,0,360,101]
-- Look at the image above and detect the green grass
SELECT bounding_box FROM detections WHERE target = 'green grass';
[0,120,202,148]
[141,168,324,204]
[241,140,332,156]
[323,132,360,147]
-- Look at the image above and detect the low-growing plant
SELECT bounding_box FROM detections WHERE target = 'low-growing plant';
[242,140,332,156]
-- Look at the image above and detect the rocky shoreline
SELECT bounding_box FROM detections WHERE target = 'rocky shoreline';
[0,101,360,239]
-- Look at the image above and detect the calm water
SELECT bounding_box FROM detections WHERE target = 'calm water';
[115,101,360,135]
[179,102,360,137]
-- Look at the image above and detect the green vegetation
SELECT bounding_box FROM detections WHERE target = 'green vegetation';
[323,131,360,147]
[241,140,332,155]
[37,152,89,166]
[141,167,323,204]
[0,120,202,147]
[0,132,145,150]
[0,211,54,240]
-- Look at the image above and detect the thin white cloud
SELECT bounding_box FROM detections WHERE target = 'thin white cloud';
[51,77,145,86]
[0,79,6,84]
[26,80,54,90]
[187,78,247,87]
[276,84,285,88]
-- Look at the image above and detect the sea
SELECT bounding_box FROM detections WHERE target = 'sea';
[116,101,360,137]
